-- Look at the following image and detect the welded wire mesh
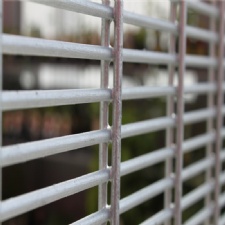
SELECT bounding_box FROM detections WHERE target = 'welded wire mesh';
[1,0,225,224]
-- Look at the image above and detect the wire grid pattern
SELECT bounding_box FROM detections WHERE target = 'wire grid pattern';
[1,0,225,224]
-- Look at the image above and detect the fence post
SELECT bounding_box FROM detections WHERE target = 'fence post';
[214,1,225,224]
[175,1,187,225]
[111,0,123,224]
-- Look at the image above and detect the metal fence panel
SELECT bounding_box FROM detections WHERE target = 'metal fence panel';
[1,0,225,224]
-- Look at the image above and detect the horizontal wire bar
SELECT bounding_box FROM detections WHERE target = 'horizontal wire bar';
[2,34,112,60]
[120,148,174,177]
[185,55,217,68]
[125,51,218,68]
[139,208,173,225]
[123,10,177,33]
[69,208,110,225]
[123,48,176,65]
[3,34,174,65]
[0,169,110,222]
[2,89,112,111]
[183,132,215,154]
[183,204,214,225]
[186,26,218,43]
[181,181,214,211]
[3,34,221,68]
[119,178,173,215]
[122,86,175,100]
[182,156,215,182]
[183,108,216,125]
[121,117,175,139]
[3,83,218,111]
[184,83,216,94]
[3,86,174,111]
[186,0,219,18]
[0,129,111,167]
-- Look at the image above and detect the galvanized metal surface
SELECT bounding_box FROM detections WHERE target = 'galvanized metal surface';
[98,1,111,222]
[111,1,123,224]
[165,3,176,224]
[4,34,224,67]
[1,0,225,224]
[174,2,186,224]
[3,83,220,111]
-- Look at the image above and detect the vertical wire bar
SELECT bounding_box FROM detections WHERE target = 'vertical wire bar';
[111,0,123,224]
[214,1,225,224]
[99,0,111,222]
[174,1,186,225]
[0,1,2,224]
[204,1,216,224]
[165,2,177,225]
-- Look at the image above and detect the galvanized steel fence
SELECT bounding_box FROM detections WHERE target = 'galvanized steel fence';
[1,0,225,224]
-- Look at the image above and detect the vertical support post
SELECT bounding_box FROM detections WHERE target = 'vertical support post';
[111,0,123,224]
[99,0,111,223]
[174,1,186,225]
[205,1,216,225]
[214,1,225,224]
[165,2,176,225]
